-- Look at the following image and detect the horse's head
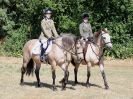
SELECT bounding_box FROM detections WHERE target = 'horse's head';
[94,28,113,50]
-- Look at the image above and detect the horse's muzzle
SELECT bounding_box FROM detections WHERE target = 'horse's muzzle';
[108,45,113,51]
[106,43,113,51]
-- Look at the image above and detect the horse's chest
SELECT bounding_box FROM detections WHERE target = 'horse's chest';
[85,45,99,62]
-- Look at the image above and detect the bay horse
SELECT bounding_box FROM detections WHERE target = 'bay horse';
[20,34,80,91]
[72,28,112,89]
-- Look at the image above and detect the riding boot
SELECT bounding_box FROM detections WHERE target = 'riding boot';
[40,43,45,62]
[40,38,51,62]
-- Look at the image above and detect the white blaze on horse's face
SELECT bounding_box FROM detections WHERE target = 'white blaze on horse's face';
[101,31,113,49]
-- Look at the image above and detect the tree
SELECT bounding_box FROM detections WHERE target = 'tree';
[0,0,133,58]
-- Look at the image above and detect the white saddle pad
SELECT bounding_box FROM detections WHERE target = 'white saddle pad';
[31,39,52,55]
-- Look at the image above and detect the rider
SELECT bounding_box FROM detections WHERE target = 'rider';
[39,8,59,61]
[79,13,93,41]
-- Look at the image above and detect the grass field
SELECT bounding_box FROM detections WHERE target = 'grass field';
[0,57,133,99]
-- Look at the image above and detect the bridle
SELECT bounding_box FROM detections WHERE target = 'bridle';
[89,32,112,62]
[101,32,112,46]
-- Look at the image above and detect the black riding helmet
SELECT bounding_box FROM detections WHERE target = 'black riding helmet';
[42,8,52,14]
[82,13,89,19]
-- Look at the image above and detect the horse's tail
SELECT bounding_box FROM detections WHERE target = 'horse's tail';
[26,58,34,76]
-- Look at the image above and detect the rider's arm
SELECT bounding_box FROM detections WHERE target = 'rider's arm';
[51,20,59,37]
[88,23,93,37]
[79,23,83,36]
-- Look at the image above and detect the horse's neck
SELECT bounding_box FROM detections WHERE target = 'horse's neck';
[94,35,104,56]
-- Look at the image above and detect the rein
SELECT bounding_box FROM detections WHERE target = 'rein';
[86,32,111,62]
[52,41,83,56]
[90,43,106,62]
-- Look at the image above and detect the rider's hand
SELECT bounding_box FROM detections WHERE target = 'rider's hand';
[50,37,54,40]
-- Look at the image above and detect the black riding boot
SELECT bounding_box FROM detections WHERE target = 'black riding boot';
[40,43,45,62]
[40,38,51,62]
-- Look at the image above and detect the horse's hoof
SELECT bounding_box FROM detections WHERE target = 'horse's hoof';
[105,86,109,90]
[52,87,57,91]
[20,82,24,86]
[61,85,66,91]
[86,83,90,88]
[37,83,41,87]
[61,88,66,91]
[73,81,78,86]
[74,81,79,85]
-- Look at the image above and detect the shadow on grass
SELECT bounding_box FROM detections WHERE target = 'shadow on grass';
[21,81,75,90]
[67,80,102,89]
[20,80,103,90]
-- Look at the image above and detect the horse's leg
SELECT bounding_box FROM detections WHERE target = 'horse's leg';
[20,59,28,84]
[66,71,69,83]
[52,69,57,91]
[62,70,69,90]
[86,62,91,87]
[59,62,70,84]
[35,64,41,87]
[60,63,69,90]
[21,46,31,84]
[51,62,57,91]
[74,63,80,85]
[59,71,69,84]
[99,62,109,89]
[20,64,26,84]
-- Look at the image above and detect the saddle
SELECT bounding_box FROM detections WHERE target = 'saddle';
[32,38,53,62]
[40,38,53,62]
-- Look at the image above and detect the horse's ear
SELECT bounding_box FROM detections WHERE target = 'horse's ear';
[105,28,108,31]
[94,32,99,37]
[104,28,110,34]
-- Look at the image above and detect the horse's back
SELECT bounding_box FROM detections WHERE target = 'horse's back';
[23,39,38,58]
[23,39,38,51]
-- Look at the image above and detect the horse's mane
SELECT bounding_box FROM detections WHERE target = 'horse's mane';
[61,33,77,50]
[94,28,109,37]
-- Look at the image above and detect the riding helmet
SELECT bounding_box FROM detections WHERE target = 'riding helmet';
[42,8,52,14]
[82,13,89,19]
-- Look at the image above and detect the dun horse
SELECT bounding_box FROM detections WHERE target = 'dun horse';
[72,28,112,89]
[20,34,79,90]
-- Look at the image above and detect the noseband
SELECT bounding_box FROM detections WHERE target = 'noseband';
[101,32,112,46]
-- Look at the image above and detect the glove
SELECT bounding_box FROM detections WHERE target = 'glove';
[49,37,54,40]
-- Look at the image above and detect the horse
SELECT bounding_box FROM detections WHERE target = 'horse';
[72,28,113,89]
[20,34,80,91]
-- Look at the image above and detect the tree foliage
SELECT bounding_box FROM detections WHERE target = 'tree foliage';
[0,0,133,58]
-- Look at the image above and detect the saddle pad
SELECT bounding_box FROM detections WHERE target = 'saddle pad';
[31,39,52,55]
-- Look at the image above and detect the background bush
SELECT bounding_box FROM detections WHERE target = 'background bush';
[0,0,133,58]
